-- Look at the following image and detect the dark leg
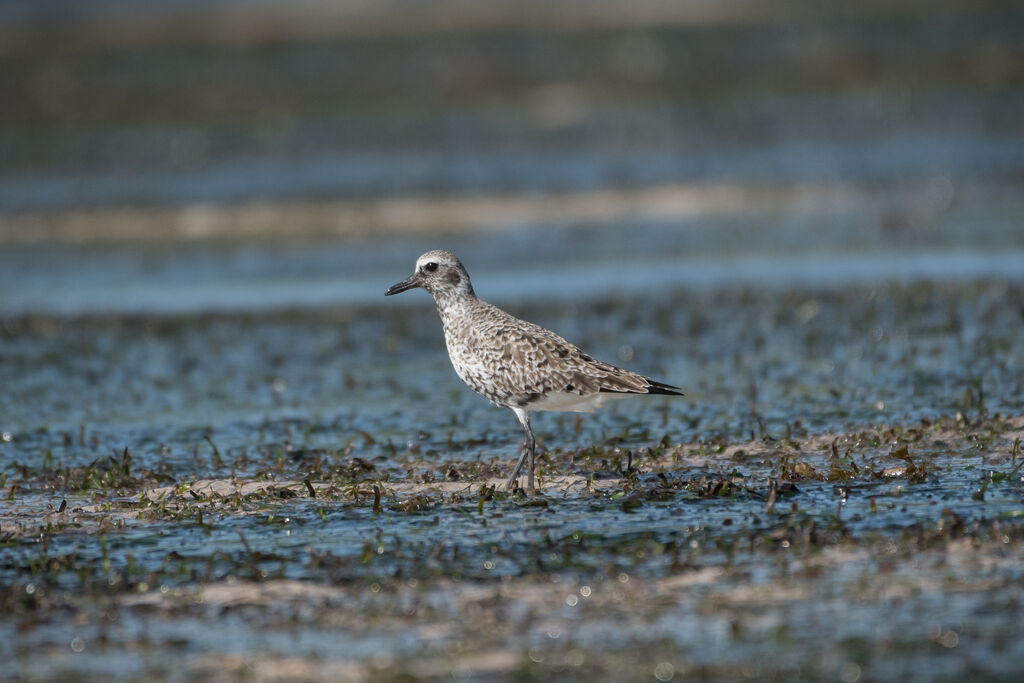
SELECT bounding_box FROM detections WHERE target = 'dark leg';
[528,438,536,491]
[506,409,536,493]
[506,439,530,491]
[526,428,536,493]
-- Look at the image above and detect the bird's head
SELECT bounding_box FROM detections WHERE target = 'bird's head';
[385,250,475,299]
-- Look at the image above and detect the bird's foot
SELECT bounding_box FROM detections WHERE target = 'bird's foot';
[505,480,535,497]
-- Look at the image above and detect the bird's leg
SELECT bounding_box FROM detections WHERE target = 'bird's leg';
[526,429,536,493]
[505,439,530,491]
[506,409,535,493]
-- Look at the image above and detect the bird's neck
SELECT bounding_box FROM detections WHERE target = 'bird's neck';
[433,290,479,328]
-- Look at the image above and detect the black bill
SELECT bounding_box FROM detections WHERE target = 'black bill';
[385,276,420,296]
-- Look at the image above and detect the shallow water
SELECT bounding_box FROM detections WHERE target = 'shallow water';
[4,277,1023,468]
[3,274,1024,679]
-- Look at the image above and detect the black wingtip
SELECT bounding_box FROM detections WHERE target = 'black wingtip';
[645,380,684,397]
[597,380,684,396]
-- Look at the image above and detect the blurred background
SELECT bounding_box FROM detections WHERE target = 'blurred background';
[1,0,1022,314]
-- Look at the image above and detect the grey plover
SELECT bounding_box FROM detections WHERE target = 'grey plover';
[386,250,682,493]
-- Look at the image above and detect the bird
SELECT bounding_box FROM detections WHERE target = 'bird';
[385,250,682,493]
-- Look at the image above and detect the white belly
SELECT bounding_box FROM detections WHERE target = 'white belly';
[525,390,631,413]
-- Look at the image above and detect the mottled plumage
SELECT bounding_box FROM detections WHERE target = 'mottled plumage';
[386,250,682,492]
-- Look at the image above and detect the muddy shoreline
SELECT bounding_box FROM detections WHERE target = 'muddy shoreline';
[3,412,1023,680]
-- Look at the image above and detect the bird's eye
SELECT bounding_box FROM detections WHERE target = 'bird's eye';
[424,262,439,273]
